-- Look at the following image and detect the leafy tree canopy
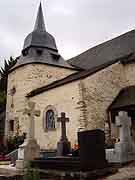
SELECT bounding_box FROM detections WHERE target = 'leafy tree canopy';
[0,57,16,76]
[0,57,17,109]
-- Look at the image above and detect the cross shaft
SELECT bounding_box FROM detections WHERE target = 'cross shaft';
[23,101,40,140]
[58,112,69,142]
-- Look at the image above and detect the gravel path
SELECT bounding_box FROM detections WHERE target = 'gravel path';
[1,163,135,180]
[104,166,135,180]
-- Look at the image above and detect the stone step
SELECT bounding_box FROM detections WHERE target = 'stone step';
[0,175,23,180]
[0,166,21,177]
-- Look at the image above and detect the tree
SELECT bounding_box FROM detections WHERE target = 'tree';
[0,57,17,144]
[0,57,17,93]
[0,91,6,108]
[0,57,17,110]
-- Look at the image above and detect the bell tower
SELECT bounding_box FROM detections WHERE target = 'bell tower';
[5,3,76,138]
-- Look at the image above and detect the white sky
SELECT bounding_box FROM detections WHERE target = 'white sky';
[0,0,135,67]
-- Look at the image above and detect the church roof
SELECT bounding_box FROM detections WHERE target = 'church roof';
[108,86,135,111]
[23,3,57,51]
[68,29,135,70]
[11,49,76,71]
[9,3,76,71]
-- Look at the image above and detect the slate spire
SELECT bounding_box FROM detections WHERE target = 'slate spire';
[34,2,46,31]
[23,2,58,51]
[15,2,74,70]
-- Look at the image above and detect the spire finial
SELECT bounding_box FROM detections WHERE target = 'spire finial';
[34,2,46,31]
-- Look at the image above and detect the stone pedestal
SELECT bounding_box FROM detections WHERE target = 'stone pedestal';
[57,140,71,156]
[106,141,135,163]
[16,139,40,169]
[16,160,27,170]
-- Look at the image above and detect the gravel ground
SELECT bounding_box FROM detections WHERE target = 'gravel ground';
[104,166,135,180]
[1,163,135,180]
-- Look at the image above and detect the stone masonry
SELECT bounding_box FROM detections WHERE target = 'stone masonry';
[6,59,135,150]
[6,64,76,139]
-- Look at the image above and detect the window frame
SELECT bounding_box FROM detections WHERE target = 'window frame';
[9,120,14,132]
[45,109,55,130]
[43,105,58,132]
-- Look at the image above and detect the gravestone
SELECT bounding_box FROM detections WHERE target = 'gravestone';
[57,112,71,156]
[31,129,109,172]
[106,111,135,163]
[78,129,107,170]
[16,101,40,169]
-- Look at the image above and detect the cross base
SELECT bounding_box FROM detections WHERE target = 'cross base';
[18,138,40,161]
[16,160,27,170]
[57,140,71,156]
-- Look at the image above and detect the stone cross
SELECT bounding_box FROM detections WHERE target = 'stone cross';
[106,111,135,163]
[57,112,69,142]
[23,101,40,140]
[115,111,131,143]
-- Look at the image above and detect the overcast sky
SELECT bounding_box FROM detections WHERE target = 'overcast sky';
[0,0,135,67]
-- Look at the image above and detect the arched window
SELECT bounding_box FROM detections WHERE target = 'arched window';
[43,105,58,131]
[46,110,55,129]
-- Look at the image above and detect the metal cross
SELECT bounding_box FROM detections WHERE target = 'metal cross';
[23,101,40,140]
[57,112,69,142]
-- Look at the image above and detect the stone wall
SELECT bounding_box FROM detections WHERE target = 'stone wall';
[124,63,135,86]
[6,64,76,137]
[81,62,126,130]
[29,62,131,149]
[6,59,135,149]
[30,81,81,150]
[80,62,135,138]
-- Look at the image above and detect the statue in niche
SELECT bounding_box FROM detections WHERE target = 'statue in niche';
[9,86,16,108]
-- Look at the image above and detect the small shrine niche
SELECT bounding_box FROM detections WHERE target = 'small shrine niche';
[9,86,16,108]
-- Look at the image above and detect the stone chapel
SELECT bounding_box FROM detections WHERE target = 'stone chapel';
[5,3,135,150]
